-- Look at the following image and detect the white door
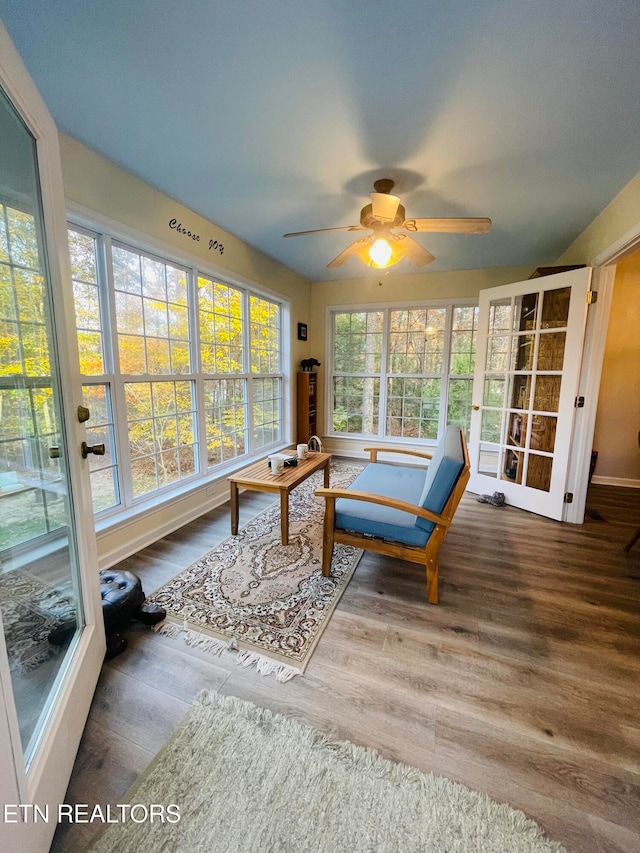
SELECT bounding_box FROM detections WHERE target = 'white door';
[468,268,592,520]
[0,22,104,853]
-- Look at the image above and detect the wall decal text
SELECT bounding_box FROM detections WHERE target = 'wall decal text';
[169,218,200,242]
[168,217,225,255]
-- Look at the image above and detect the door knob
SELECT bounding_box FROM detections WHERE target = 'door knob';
[471,404,480,411]
[77,405,90,423]
[81,442,105,459]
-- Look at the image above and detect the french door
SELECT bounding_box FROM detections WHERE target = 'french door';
[468,268,592,520]
[0,22,104,853]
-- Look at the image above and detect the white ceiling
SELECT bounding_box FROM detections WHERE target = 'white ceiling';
[1,1,639,282]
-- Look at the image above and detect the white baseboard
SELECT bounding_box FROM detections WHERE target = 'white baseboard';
[590,475,640,489]
[97,486,230,570]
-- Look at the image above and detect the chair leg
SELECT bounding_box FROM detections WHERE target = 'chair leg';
[426,554,438,605]
[322,531,334,576]
[322,497,336,576]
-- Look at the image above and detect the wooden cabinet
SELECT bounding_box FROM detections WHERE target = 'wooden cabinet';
[297,372,318,443]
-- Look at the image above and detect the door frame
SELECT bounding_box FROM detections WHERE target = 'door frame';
[563,221,640,522]
[0,20,104,852]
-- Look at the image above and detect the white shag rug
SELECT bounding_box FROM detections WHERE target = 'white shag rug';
[90,691,568,853]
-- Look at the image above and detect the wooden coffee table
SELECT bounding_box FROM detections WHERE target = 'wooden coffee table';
[228,452,331,545]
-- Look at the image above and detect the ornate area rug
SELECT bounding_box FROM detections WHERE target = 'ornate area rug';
[146,464,362,681]
[0,569,75,672]
[89,691,567,853]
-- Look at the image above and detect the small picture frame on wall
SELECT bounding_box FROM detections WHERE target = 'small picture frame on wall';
[297,322,308,341]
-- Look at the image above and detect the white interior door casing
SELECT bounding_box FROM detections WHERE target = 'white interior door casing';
[468,268,592,520]
[0,20,104,853]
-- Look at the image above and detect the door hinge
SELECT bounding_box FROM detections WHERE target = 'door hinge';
[575,396,585,408]
[586,290,598,304]
[564,492,574,503]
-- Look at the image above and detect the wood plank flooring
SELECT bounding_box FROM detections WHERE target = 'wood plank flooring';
[51,481,640,853]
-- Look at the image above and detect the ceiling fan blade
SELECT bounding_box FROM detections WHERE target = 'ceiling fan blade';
[403,217,492,234]
[393,233,436,266]
[327,236,372,268]
[283,225,365,238]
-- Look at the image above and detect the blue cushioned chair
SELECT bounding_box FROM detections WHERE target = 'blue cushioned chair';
[315,426,469,604]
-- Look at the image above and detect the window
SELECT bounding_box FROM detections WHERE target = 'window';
[387,307,446,439]
[112,244,197,500]
[198,275,247,465]
[68,225,284,517]
[68,226,120,513]
[250,295,282,449]
[330,303,478,442]
[447,305,479,433]
[332,312,382,435]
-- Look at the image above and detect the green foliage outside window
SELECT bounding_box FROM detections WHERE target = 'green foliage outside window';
[332,305,478,441]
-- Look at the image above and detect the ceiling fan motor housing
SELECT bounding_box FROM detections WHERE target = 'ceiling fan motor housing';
[373,178,395,194]
[361,202,405,229]
[369,178,401,223]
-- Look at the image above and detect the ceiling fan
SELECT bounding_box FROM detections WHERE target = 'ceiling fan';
[283,179,491,270]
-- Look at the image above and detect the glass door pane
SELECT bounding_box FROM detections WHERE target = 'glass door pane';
[0,84,82,762]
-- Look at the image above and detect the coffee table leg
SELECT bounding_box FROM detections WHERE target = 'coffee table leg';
[230,482,239,535]
[280,490,289,545]
[324,459,330,488]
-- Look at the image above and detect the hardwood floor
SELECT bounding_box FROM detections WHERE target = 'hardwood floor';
[51,482,640,853]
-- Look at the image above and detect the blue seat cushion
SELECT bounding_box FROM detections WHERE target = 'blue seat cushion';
[335,462,430,548]
[414,425,464,532]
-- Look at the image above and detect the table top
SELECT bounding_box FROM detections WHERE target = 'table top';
[228,451,331,489]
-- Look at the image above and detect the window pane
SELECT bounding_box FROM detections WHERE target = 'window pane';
[388,308,445,375]
[386,377,440,439]
[125,380,197,499]
[198,277,244,374]
[526,453,553,491]
[334,311,383,373]
[252,377,282,448]
[114,244,190,375]
[204,379,247,466]
[447,378,473,433]
[82,384,120,513]
[333,376,380,435]
[533,375,561,412]
[541,286,570,329]
[481,409,502,442]
[69,228,105,374]
[537,332,566,371]
[250,295,280,374]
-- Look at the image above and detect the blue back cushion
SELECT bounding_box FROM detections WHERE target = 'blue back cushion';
[414,425,464,532]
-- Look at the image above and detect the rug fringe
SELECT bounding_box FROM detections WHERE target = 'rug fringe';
[235,650,301,682]
[153,620,228,657]
[153,620,301,681]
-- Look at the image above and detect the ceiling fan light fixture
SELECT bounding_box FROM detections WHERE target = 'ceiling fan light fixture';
[370,191,401,222]
[369,237,393,267]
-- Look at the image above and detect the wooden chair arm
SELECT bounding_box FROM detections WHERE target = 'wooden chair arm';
[315,487,450,528]
[363,446,434,463]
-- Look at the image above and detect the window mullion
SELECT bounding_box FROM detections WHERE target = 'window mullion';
[244,291,255,452]
[440,304,454,437]
[102,234,134,507]
[191,268,207,476]
[379,308,390,438]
